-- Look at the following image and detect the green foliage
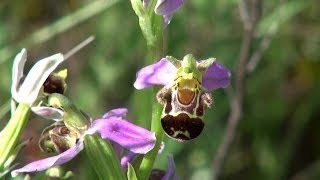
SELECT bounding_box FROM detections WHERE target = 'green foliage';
[84,135,125,180]
[127,163,138,180]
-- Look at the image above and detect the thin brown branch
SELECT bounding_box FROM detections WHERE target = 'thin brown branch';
[246,0,284,73]
[212,0,260,178]
[63,36,95,60]
[246,23,277,73]
[238,0,252,31]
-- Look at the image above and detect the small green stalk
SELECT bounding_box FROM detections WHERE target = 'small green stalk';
[131,0,166,179]
[0,103,30,170]
[138,99,164,180]
[131,0,163,49]
[137,23,165,180]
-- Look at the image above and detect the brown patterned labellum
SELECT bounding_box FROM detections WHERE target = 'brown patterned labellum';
[161,113,204,141]
[158,77,212,141]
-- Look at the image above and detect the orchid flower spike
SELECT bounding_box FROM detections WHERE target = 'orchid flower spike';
[11,108,156,176]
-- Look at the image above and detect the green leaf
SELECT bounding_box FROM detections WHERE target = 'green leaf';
[127,163,138,180]
[84,135,125,180]
[0,103,30,171]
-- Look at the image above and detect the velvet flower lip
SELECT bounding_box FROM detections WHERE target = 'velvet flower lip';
[11,49,65,120]
[134,56,231,91]
[11,108,156,176]
[143,0,184,26]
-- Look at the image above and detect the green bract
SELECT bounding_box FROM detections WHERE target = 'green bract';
[47,93,89,137]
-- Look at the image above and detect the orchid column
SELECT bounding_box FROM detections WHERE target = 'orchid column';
[130,0,183,179]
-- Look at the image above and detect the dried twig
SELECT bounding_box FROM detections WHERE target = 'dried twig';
[246,0,285,73]
[246,22,278,73]
[64,36,95,60]
[212,0,260,178]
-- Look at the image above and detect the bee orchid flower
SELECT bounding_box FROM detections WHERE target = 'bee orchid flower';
[134,54,231,141]
[11,108,156,176]
[11,49,65,120]
[0,49,68,172]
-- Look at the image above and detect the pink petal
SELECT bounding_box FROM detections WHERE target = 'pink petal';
[11,141,84,176]
[102,108,128,119]
[155,0,184,16]
[163,155,178,180]
[120,152,136,169]
[31,106,64,121]
[134,58,176,89]
[87,118,156,154]
[202,62,231,91]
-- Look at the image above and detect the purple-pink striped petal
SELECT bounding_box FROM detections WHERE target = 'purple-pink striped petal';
[102,108,128,119]
[155,0,184,16]
[202,62,231,91]
[134,58,176,89]
[11,141,84,176]
[87,118,156,154]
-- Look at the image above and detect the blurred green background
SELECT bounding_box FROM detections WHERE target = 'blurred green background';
[0,0,320,179]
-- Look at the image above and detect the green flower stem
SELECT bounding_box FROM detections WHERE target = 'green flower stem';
[138,99,164,180]
[0,103,30,170]
[137,15,165,180]
[84,135,125,180]
[131,0,166,178]
[146,0,157,14]
[131,0,163,49]
[131,19,163,129]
